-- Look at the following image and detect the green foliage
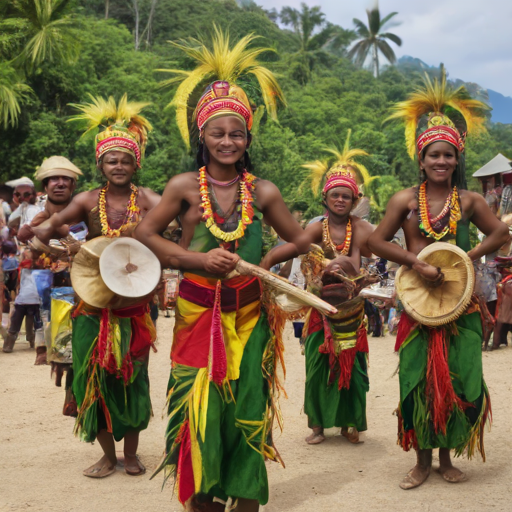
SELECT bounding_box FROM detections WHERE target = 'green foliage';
[0,0,510,215]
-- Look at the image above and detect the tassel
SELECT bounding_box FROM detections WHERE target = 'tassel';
[426,328,464,435]
[176,420,195,505]
[208,280,227,385]
[395,312,417,352]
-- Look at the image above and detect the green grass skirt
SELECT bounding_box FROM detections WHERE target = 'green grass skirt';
[72,313,152,443]
[398,311,490,457]
[304,328,369,430]
[158,312,274,505]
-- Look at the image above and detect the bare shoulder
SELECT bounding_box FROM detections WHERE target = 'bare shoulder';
[460,189,484,204]
[74,189,99,208]
[351,215,374,234]
[163,171,199,197]
[253,179,280,206]
[385,187,416,214]
[138,186,161,209]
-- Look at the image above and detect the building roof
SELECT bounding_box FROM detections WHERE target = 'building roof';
[472,153,512,178]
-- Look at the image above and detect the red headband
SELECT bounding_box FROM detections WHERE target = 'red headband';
[416,125,464,157]
[323,168,359,198]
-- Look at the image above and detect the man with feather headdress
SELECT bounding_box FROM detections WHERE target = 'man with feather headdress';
[134,28,309,512]
[261,135,375,446]
[33,95,161,479]
[369,74,509,489]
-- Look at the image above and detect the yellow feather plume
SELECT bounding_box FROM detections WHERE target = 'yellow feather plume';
[157,25,285,148]
[68,93,152,155]
[386,70,490,159]
[302,160,330,196]
[303,130,377,197]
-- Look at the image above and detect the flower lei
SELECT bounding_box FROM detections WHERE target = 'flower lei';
[98,183,140,237]
[418,181,461,241]
[322,217,352,256]
[198,166,255,244]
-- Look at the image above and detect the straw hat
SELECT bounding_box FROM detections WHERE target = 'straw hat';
[71,237,116,308]
[99,238,161,299]
[395,242,475,326]
[35,156,83,182]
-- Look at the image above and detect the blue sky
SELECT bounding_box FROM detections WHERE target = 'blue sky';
[255,0,512,97]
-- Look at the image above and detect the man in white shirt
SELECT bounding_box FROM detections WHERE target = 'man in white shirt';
[7,177,43,230]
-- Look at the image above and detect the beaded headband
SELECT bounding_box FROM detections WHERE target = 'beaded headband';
[195,81,253,133]
[322,167,360,198]
[96,131,141,167]
[416,113,465,157]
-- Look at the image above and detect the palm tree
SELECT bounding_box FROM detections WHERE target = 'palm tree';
[158,25,285,148]
[279,3,347,83]
[0,62,32,129]
[348,2,402,78]
[4,0,78,70]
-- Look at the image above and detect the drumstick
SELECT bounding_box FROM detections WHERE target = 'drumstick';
[235,259,337,316]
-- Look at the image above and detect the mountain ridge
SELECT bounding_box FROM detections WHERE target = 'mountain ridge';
[396,56,512,125]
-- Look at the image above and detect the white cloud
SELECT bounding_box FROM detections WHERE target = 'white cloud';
[256,0,512,96]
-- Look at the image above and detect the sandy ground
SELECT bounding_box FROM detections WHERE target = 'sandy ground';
[1,314,511,512]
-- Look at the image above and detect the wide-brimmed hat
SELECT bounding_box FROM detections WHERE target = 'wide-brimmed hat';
[35,156,83,182]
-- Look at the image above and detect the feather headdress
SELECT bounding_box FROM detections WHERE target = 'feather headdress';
[69,94,152,168]
[304,130,376,197]
[386,70,489,159]
[158,25,285,148]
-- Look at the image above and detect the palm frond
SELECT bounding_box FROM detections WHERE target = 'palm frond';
[376,39,397,64]
[352,18,370,38]
[0,63,33,129]
[380,32,402,46]
[379,11,399,30]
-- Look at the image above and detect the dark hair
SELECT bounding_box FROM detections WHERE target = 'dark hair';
[2,240,17,255]
[197,132,253,173]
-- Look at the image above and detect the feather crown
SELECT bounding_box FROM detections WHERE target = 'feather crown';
[158,25,285,148]
[304,130,375,197]
[386,70,489,159]
[69,94,152,168]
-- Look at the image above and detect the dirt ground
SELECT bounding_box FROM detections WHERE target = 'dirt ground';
[1,314,511,512]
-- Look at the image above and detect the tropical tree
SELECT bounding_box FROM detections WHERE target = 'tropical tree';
[0,62,32,128]
[2,0,78,71]
[348,2,402,78]
[279,3,350,83]
[158,25,285,148]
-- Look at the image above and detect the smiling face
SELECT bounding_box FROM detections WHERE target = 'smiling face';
[325,186,354,217]
[420,141,458,185]
[100,150,137,186]
[45,176,75,205]
[203,116,248,167]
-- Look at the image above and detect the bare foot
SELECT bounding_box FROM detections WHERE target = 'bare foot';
[305,427,325,445]
[341,427,363,444]
[34,347,47,365]
[436,464,467,483]
[399,463,431,490]
[125,454,146,476]
[83,454,116,478]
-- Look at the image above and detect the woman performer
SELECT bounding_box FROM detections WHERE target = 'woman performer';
[368,76,510,489]
[33,96,160,478]
[261,157,374,445]
[134,80,309,511]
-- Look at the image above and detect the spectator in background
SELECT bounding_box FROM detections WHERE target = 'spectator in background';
[7,177,43,232]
